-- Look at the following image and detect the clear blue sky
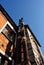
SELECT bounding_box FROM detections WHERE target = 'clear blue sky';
[0,0,44,55]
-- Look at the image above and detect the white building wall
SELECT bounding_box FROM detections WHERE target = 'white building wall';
[27,28,42,64]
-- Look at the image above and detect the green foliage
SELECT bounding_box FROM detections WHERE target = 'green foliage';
[42,63,44,65]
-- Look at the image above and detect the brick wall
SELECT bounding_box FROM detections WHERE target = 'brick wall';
[0,33,9,53]
[0,12,7,29]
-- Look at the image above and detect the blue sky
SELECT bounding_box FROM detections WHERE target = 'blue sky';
[0,0,44,55]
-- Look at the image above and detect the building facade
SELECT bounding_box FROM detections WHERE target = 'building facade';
[0,5,43,65]
[0,5,17,65]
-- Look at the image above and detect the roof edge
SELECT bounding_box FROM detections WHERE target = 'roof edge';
[0,5,18,32]
[25,25,41,47]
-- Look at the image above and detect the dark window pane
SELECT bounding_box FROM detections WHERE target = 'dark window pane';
[2,25,15,43]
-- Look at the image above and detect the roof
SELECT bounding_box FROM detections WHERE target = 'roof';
[25,25,41,47]
[0,5,18,32]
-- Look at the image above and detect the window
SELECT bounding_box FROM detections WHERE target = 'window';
[2,24,15,43]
